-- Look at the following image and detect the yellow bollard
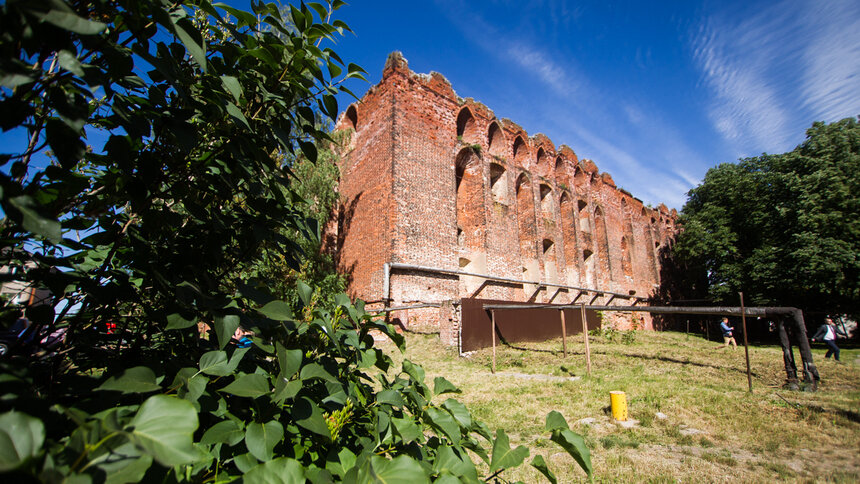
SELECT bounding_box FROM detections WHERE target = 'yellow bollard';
[610,391,628,421]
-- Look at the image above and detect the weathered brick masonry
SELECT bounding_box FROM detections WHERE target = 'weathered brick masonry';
[333,53,677,344]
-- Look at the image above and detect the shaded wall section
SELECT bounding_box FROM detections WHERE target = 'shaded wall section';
[461,298,602,352]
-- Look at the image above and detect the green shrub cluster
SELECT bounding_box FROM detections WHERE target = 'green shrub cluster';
[0,0,593,482]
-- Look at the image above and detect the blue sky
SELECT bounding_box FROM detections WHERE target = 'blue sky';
[2,1,857,211]
[326,0,860,209]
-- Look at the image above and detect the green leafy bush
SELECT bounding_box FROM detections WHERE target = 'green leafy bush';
[0,0,594,481]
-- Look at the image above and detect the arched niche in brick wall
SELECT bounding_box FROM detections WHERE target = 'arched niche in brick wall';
[542,238,558,284]
[489,162,508,204]
[487,122,505,157]
[512,136,527,164]
[535,147,549,175]
[455,148,486,253]
[641,222,659,281]
[345,104,358,131]
[515,172,539,292]
[554,156,568,187]
[577,199,590,233]
[456,107,480,145]
[582,248,595,288]
[620,234,633,280]
[593,205,612,286]
[539,183,553,220]
[559,191,579,287]
[573,165,589,193]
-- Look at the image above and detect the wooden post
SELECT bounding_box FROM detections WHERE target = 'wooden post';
[491,309,496,374]
[739,292,753,393]
[560,309,567,358]
[580,304,592,376]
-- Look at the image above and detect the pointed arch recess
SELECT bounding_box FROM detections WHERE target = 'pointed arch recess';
[345,104,358,130]
[559,192,579,286]
[456,107,479,145]
[512,136,527,164]
[515,172,538,279]
[593,205,611,286]
[487,122,504,156]
[455,148,486,253]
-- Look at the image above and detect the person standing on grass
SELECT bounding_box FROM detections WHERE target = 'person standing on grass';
[811,317,846,361]
[717,317,737,349]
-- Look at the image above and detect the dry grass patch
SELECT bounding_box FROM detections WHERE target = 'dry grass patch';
[376,329,860,482]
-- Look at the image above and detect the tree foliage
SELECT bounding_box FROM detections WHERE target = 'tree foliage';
[674,118,860,318]
[0,0,591,481]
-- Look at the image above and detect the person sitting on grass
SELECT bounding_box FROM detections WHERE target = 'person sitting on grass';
[716,316,737,350]
[811,317,846,361]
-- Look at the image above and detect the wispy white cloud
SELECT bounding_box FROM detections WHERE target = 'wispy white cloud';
[692,0,860,154]
[506,43,572,95]
[433,0,707,208]
[798,1,860,121]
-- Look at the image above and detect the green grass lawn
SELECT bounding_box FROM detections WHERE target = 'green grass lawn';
[377,330,860,483]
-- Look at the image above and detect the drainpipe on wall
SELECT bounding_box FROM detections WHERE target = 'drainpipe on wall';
[383,262,391,305]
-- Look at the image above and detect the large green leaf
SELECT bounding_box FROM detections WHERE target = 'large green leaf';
[244,457,304,484]
[545,410,569,432]
[245,420,284,462]
[0,411,45,471]
[213,313,240,349]
[166,312,197,330]
[489,429,529,473]
[391,417,421,443]
[258,300,293,320]
[89,442,152,484]
[198,351,229,376]
[433,376,460,396]
[550,429,593,478]
[300,363,338,383]
[431,445,478,480]
[401,360,425,383]
[442,399,471,429]
[362,455,429,484]
[198,348,248,377]
[221,373,270,398]
[277,344,303,378]
[97,366,161,394]
[171,16,207,71]
[425,408,459,445]
[375,389,404,407]
[292,397,330,439]
[201,420,244,446]
[37,6,106,34]
[8,195,61,243]
[126,395,198,467]
[297,281,313,305]
[531,455,558,484]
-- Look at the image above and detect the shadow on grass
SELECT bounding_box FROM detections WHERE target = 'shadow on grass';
[494,335,761,377]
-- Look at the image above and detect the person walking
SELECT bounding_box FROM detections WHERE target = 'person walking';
[811,317,846,361]
[716,317,737,349]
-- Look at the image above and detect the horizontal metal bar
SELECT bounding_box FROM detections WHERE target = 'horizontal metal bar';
[388,262,646,301]
[482,304,800,317]
[369,303,442,313]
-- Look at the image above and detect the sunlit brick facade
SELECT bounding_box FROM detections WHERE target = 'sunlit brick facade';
[331,53,677,343]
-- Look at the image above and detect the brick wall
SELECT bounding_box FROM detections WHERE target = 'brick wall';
[333,52,677,339]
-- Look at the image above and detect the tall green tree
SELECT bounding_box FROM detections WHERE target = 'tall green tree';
[674,117,860,318]
[0,1,592,481]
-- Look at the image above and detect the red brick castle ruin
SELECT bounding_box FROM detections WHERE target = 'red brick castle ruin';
[332,53,677,345]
